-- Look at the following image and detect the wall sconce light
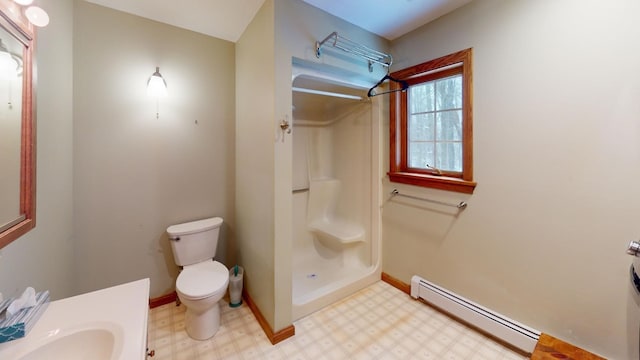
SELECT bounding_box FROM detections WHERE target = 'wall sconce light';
[0,39,23,77]
[12,1,50,28]
[147,67,167,97]
[147,67,167,119]
[0,39,22,110]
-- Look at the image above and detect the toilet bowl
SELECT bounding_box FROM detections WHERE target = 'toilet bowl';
[176,260,229,340]
[167,217,229,340]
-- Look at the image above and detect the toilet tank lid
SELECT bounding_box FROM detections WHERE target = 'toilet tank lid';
[167,217,223,237]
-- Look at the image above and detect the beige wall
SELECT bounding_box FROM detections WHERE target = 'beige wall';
[385,1,640,358]
[6,1,631,357]
[0,0,75,300]
[235,0,389,332]
[73,1,236,298]
[235,0,277,330]
[273,0,388,331]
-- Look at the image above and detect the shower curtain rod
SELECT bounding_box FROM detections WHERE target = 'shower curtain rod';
[292,86,364,101]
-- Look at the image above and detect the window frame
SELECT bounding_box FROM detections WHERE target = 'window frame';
[389,48,476,194]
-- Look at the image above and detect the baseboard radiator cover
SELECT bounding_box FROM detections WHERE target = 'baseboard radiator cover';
[410,275,540,353]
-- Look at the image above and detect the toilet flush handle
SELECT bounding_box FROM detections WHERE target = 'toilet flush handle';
[627,240,640,256]
[170,236,180,242]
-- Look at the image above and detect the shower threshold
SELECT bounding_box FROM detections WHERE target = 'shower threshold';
[292,263,375,306]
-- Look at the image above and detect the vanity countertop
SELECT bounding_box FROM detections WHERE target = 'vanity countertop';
[0,278,150,360]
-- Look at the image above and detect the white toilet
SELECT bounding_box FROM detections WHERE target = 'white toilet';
[167,217,229,340]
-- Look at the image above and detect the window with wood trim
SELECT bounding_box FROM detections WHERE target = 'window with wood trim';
[389,48,476,194]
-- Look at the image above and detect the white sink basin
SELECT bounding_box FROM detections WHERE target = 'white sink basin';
[0,279,149,360]
[17,322,122,360]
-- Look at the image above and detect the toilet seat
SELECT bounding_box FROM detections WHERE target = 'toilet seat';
[177,260,229,300]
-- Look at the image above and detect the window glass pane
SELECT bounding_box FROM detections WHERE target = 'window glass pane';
[409,83,434,114]
[436,142,462,172]
[409,114,435,141]
[409,142,434,169]
[436,110,462,141]
[389,49,473,191]
[435,75,462,110]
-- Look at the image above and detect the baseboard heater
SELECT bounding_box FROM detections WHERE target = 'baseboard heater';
[410,275,541,354]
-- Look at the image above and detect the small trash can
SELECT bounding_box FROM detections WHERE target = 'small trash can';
[229,265,243,307]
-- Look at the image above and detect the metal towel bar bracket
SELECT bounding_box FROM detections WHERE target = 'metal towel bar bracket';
[390,189,467,210]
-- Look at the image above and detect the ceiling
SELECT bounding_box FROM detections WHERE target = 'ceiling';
[84,0,472,42]
[302,0,472,41]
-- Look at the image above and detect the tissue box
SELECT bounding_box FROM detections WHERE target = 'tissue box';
[0,290,49,343]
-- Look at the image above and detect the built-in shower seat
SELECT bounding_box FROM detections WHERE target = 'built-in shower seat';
[308,217,364,244]
[307,178,365,245]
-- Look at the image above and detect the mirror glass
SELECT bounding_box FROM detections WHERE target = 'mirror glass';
[0,1,35,249]
[0,25,23,232]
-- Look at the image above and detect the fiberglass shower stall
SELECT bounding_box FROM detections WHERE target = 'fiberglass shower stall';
[291,64,381,321]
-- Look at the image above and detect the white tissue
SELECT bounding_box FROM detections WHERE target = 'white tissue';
[6,287,36,318]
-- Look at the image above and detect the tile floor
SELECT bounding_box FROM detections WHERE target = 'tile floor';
[147,281,529,359]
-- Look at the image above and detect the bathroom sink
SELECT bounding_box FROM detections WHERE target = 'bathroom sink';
[0,279,149,360]
[17,322,122,360]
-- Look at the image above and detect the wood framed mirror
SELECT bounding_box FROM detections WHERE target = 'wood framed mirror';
[0,0,35,249]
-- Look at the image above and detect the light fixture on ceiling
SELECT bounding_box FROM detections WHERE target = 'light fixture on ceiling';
[147,67,167,97]
[24,6,49,27]
[12,1,50,28]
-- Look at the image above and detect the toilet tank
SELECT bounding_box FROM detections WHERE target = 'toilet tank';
[167,217,223,266]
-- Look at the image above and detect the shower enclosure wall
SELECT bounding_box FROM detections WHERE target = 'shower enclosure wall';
[291,68,381,321]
